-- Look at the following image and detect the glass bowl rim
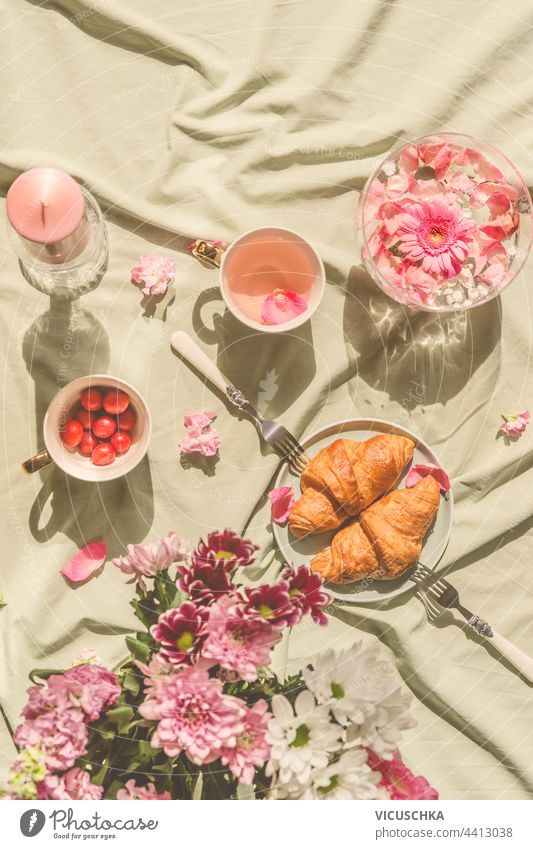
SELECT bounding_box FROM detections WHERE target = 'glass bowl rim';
[358,131,533,313]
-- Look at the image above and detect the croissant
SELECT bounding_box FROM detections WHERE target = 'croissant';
[311,474,440,583]
[288,434,415,538]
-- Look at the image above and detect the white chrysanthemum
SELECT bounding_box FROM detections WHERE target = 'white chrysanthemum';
[346,684,416,757]
[304,750,387,800]
[303,642,415,756]
[265,690,343,786]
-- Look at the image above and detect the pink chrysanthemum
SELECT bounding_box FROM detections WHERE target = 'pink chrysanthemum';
[14,709,88,772]
[366,749,438,800]
[39,768,103,801]
[150,601,207,666]
[220,700,271,785]
[202,595,281,681]
[116,779,171,800]
[396,197,474,278]
[113,531,189,592]
[64,663,121,721]
[139,666,246,764]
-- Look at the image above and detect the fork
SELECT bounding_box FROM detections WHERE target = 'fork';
[412,562,533,683]
[170,331,310,474]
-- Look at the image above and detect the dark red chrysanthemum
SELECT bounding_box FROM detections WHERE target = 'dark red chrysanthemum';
[242,582,298,628]
[281,565,331,626]
[194,530,258,571]
[150,601,207,665]
[177,557,235,604]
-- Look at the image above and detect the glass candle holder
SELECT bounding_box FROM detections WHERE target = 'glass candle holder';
[6,168,108,296]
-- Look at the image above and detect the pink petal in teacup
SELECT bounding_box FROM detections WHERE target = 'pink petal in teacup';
[261,289,308,325]
[61,541,107,583]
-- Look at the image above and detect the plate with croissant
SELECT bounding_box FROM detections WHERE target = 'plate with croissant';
[273,419,453,603]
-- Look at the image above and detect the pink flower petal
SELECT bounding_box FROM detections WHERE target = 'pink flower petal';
[261,289,308,325]
[179,411,220,457]
[61,541,107,583]
[405,463,450,493]
[268,486,296,524]
[498,410,530,439]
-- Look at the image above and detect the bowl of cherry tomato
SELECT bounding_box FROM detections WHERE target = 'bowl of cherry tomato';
[26,374,151,481]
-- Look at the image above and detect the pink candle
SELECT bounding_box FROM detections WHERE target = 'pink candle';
[7,168,88,264]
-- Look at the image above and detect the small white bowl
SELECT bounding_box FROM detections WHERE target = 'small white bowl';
[41,374,151,482]
[219,226,326,333]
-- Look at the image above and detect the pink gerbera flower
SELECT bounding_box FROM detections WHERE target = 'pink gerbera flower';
[396,197,474,278]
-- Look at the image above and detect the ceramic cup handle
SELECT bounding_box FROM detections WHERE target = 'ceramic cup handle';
[22,450,54,474]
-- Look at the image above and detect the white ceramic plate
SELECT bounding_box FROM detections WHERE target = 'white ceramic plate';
[272,418,453,604]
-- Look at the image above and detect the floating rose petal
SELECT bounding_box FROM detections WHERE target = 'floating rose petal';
[498,410,530,439]
[61,541,107,583]
[364,178,386,225]
[405,463,451,494]
[261,289,308,325]
[398,144,419,176]
[268,486,296,524]
[418,143,453,179]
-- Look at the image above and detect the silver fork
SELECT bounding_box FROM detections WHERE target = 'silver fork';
[171,331,310,474]
[412,562,533,683]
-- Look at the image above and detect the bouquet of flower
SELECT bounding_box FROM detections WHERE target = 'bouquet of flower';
[361,136,527,309]
[1,530,437,801]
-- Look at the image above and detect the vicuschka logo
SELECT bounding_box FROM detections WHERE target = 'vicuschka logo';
[20,809,46,837]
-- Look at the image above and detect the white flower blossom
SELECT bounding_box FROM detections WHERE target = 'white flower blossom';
[265,690,343,786]
[303,642,415,757]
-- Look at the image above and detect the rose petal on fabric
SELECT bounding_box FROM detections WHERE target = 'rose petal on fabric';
[498,410,530,439]
[131,255,176,297]
[405,463,451,493]
[179,411,220,457]
[61,541,107,583]
[261,289,308,325]
[268,486,296,524]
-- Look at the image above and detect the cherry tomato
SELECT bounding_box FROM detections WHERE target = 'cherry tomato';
[116,407,136,432]
[103,390,130,415]
[92,443,116,466]
[78,432,99,456]
[75,407,97,429]
[80,387,103,411]
[61,419,84,447]
[110,430,131,454]
[93,416,117,439]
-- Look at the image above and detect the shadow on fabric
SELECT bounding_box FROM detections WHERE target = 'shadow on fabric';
[342,265,502,408]
[22,295,154,556]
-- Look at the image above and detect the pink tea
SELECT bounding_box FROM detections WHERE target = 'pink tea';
[223,229,318,325]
